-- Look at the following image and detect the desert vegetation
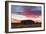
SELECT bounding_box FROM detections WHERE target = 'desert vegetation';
[11,20,41,28]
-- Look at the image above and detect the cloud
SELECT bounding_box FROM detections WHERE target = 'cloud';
[12,14,42,23]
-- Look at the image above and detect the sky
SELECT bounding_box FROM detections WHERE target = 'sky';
[11,5,42,23]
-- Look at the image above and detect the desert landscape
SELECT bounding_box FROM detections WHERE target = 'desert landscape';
[11,5,42,28]
[11,19,41,28]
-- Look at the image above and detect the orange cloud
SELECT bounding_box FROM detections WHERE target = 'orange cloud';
[11,19,21,23]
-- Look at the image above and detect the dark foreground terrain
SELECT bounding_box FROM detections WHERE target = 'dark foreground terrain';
[11,20,41,28]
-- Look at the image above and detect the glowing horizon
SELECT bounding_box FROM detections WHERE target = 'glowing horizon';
[11,14,42,23]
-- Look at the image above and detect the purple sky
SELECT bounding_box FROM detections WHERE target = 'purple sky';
[11,5,41,17]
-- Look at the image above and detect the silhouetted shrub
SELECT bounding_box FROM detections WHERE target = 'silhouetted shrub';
[21,20,35,25]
